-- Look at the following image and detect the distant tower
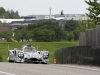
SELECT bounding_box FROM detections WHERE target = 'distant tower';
[49,7,51,19]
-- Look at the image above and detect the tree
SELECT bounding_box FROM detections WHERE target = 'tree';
[14,21,66,42]
[3,30,12,41]
[54,27,64,41]
[79,19,96,32]
[13,11,20,19]
[32,28,55,42]
[0,29,12,42]
[85,0,100,24]
[18,28,27,42]
[14,30,22,42]
[65,20,79,31]
[0,22,3,28]
[0,7,6,15]
[6,9,21,19]
[0,33,4,40]
[14,27,32,42]
[63,31,68,40]
[0,7,8,19]
[67,32,75,41]
[73,28,80,40]
[0,13,9,18]
[0,7,21,19]
[6,36,12,42]
[25,31,32,42]
[9,9,14,19]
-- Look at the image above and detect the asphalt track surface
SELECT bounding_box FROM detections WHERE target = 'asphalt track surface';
[0,62,100,75]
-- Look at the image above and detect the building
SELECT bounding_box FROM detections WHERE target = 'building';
[0,14,88,30]
[0,14,88,23]
[11,19,66,30]
[23,14,88,21]
[0,19,24,23]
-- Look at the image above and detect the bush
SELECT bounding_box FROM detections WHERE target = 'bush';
[67,32,75,41]
[6,36,13,42]
[0,55,2,62]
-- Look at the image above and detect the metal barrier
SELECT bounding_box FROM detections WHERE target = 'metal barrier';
[79,25,100,46]
[55,46,100,66]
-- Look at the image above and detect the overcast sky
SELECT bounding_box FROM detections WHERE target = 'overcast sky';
[0,0,89,16]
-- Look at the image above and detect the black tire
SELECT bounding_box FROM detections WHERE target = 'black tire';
[8,59,14,63]
[41,62,48,64]
[8,60,11,62]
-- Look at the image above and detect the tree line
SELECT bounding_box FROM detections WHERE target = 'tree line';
[13,18,99,42]
[0,7,21,19]
[13,20,80,42]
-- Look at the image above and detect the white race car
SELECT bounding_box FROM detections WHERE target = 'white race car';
[7,44,49,64]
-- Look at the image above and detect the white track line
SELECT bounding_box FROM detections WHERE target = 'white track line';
[62,65,100,72]
[0,71,16,75]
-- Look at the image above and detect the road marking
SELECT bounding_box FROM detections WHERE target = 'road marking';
[0,71,16,75]
[62,65,100,72]
[52,64,100,72]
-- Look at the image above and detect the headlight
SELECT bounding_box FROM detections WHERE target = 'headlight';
[18,52,24,58]
[43,53,49,59]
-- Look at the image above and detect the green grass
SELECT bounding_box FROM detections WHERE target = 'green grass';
[0,41,79,63]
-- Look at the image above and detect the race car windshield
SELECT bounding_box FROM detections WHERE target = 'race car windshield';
[24,47,36,52]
